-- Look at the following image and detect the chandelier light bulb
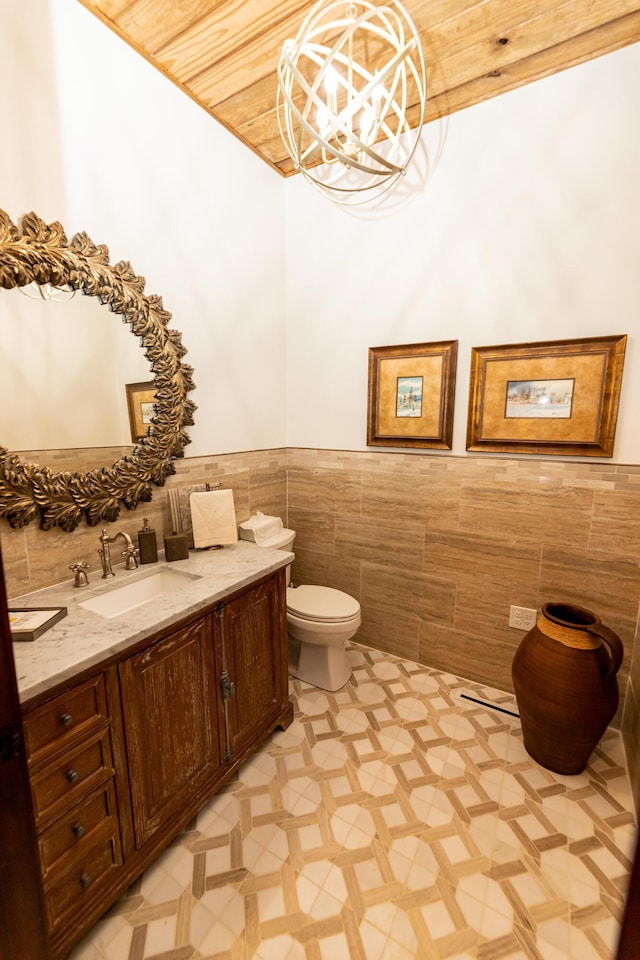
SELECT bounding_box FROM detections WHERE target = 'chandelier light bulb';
[277,0,427,204]
[317,105,332,137]
[360,104,375,142]
[324,65,339,95]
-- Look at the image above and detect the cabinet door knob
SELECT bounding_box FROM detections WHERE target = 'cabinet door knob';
[60,713,73,728]
[72,822,85,838]
[66,769,79,784]
[79,873,92,889]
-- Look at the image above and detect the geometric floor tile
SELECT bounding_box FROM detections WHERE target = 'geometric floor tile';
[69,641,637,960]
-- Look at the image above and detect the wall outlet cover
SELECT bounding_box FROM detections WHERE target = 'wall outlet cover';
[509,605,537,631]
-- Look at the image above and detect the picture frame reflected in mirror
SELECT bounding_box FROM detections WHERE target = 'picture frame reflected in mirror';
[125,381,157,442]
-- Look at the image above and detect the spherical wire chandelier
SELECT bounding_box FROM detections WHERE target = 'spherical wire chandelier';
[277,0,426,205]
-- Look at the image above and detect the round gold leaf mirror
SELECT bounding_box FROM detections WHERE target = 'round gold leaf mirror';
[0,210,196,531]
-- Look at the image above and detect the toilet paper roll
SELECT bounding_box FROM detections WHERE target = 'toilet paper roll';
[190,490,238,548]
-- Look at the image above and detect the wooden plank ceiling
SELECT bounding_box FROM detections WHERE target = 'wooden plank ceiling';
[77,1,640,177]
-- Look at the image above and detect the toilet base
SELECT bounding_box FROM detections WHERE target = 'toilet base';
[288,635,351,692]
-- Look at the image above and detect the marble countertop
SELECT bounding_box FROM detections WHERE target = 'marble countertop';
[11,541,293,706]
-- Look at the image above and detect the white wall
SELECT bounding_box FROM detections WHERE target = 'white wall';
[2,4,639,464]
[284,43,640,462]
[1,0,287,457]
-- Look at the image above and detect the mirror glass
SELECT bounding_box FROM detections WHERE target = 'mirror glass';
[0,208,196,532]
[2,289,151,462]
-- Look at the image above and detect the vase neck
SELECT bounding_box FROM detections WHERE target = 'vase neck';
[539,603,605,649]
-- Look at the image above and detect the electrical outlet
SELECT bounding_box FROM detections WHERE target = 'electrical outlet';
[509,605,537,631]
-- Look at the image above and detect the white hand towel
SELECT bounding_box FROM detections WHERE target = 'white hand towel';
[190,490,238,548]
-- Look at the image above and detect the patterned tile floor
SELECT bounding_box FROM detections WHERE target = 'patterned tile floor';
[70,643,637,960]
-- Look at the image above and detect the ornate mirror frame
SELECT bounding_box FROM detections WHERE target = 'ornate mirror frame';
[0,210,196,532]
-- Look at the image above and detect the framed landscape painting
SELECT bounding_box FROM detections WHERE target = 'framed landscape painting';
[466,335,627,457]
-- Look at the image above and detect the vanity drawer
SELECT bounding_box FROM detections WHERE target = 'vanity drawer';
[44,824,123,934]
[24,675,108,766]
[30,729,114,828]
[38,780,119,877]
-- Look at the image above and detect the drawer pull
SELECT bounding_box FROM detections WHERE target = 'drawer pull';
[72,822,85,838]
[60,713,73,728]
[66,769,79,784]
[79,872,92,889]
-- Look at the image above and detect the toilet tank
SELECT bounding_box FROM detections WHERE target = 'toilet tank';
[263,528,295,551]
[259,528,295,585]
[238,519,296,584]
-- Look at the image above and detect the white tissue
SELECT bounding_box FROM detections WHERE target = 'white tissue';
[237,512,283,544]
[190,490,238,548]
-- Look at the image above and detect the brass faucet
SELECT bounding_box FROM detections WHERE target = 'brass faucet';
[98,529,139,578]
[69,561,90,587]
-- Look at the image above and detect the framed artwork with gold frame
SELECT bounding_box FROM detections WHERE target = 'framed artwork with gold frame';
[367,340,458,449]
[125,381,157,442]
[466,335,627,457]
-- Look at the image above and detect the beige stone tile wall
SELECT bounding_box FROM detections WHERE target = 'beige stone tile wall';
[0,448,287,600]
[287,448,640,735]
[2,443,639,804]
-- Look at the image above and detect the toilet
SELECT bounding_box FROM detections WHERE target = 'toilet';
[286,581,361,691]
[238,517,361,691]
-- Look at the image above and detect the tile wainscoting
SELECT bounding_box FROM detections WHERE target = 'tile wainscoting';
[0,447,288,601]
[285,449,640,816]
[1,445,639,812]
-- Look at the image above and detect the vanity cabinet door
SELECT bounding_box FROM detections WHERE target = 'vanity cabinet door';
[118,614,224,847]
[222,573,288,759]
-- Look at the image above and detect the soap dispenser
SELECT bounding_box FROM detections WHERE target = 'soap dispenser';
[138,518,158,564]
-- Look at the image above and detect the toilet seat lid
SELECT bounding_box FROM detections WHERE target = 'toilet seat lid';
[287,585,360,622]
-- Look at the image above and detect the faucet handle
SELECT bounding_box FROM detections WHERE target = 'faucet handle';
[122,544,139,570]
[69,562,90,588]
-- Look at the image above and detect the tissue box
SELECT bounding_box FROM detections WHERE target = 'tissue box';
[238,512,283,544]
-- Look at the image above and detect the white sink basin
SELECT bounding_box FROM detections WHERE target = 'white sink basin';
[79,567,201,619]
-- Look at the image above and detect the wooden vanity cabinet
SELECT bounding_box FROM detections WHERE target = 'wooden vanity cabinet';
[118,613,225,848]
[119,572,292,848]
[22,567,293,960]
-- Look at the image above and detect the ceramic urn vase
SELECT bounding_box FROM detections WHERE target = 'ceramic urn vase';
[512,601,623,775]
